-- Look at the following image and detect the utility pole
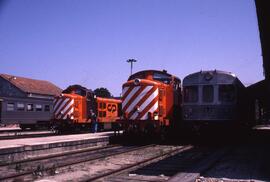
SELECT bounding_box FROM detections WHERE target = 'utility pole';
[126,59,137,75]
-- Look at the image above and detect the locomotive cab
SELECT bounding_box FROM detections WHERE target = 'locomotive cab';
[52,85,122,133]
[52,85,94,132]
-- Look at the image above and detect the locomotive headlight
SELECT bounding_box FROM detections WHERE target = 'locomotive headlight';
[134,79,141,85]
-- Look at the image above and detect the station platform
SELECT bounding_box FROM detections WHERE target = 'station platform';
[0,131,114,164]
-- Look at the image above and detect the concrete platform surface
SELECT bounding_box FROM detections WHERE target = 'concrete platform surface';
[0,131,113,149]
[0,131,114,163]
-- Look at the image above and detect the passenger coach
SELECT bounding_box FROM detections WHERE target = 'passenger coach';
[0,74,62,130]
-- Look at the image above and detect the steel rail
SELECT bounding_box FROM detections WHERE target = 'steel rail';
[83,145,193,182]
[0,144,155,181]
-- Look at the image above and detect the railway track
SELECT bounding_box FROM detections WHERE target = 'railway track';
[35,144,193,182]
[95,146,230,182]
[0,144,157,181]
[0,142,230,182]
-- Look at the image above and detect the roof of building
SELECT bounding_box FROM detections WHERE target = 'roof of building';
[0,74,62,96]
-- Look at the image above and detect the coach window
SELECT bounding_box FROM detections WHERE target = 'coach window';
[36,104,42,111]
[7,103,15,111]
[27,104,34,111]
[184,86,198,103]
[44,105,50,112]
[203,85,214,103]
[219,85,235,103]
[17,103,25,111]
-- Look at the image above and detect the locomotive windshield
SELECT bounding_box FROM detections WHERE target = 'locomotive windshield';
[153,72,172,84]
[219,85,236,103]
[184,86,198,103]
[128,72,146,80]
[202,85,214,103]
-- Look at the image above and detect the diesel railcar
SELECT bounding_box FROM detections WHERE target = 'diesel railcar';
[52,85,121,133]
[182,70,254,131]
[119,70,182,135]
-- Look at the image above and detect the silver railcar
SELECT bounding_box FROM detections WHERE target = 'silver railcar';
[182,70,250,130]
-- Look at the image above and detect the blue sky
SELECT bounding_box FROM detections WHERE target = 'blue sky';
[0,0,263,96]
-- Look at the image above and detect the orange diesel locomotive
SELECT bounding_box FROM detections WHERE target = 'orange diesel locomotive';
[119,70,181,134]
[52,85,121,132]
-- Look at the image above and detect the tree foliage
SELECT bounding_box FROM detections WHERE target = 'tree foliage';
[94,87,112,98]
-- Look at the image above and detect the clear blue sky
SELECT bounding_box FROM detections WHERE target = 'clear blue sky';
[0,0,263,96]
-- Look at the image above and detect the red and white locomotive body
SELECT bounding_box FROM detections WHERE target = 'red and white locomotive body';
[120,70,181,133]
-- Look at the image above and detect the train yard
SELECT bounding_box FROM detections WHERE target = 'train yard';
[0,125,268,182]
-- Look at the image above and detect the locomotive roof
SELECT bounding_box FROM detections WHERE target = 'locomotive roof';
[183,70,242,85]
[128,69,180,81]
[63,84,93,94]
[0,73,62,96]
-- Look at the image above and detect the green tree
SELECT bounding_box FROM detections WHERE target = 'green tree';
[94,87,112,98]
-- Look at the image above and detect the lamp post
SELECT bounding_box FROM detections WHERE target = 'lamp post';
[127,59,137,75]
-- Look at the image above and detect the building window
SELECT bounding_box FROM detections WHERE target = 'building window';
[36,104,42,111]
[44,105,50,112]
[99,102,103,109]
[27,104,34,111]
[17,103,25,111]
[7,103,15,111]
[202,85,214,103]
[103,103,106,109]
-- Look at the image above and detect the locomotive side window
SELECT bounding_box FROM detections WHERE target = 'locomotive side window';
[202,85,214,103]
[219,85,235,103]
[184,86,198,103]
[153,72,172,84]
[99,111,103,117]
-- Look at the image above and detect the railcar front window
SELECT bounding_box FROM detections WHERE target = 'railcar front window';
[219,85,235,103]
[203,85,214,103]
[184,86,198,103]
[153,73,172,84]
